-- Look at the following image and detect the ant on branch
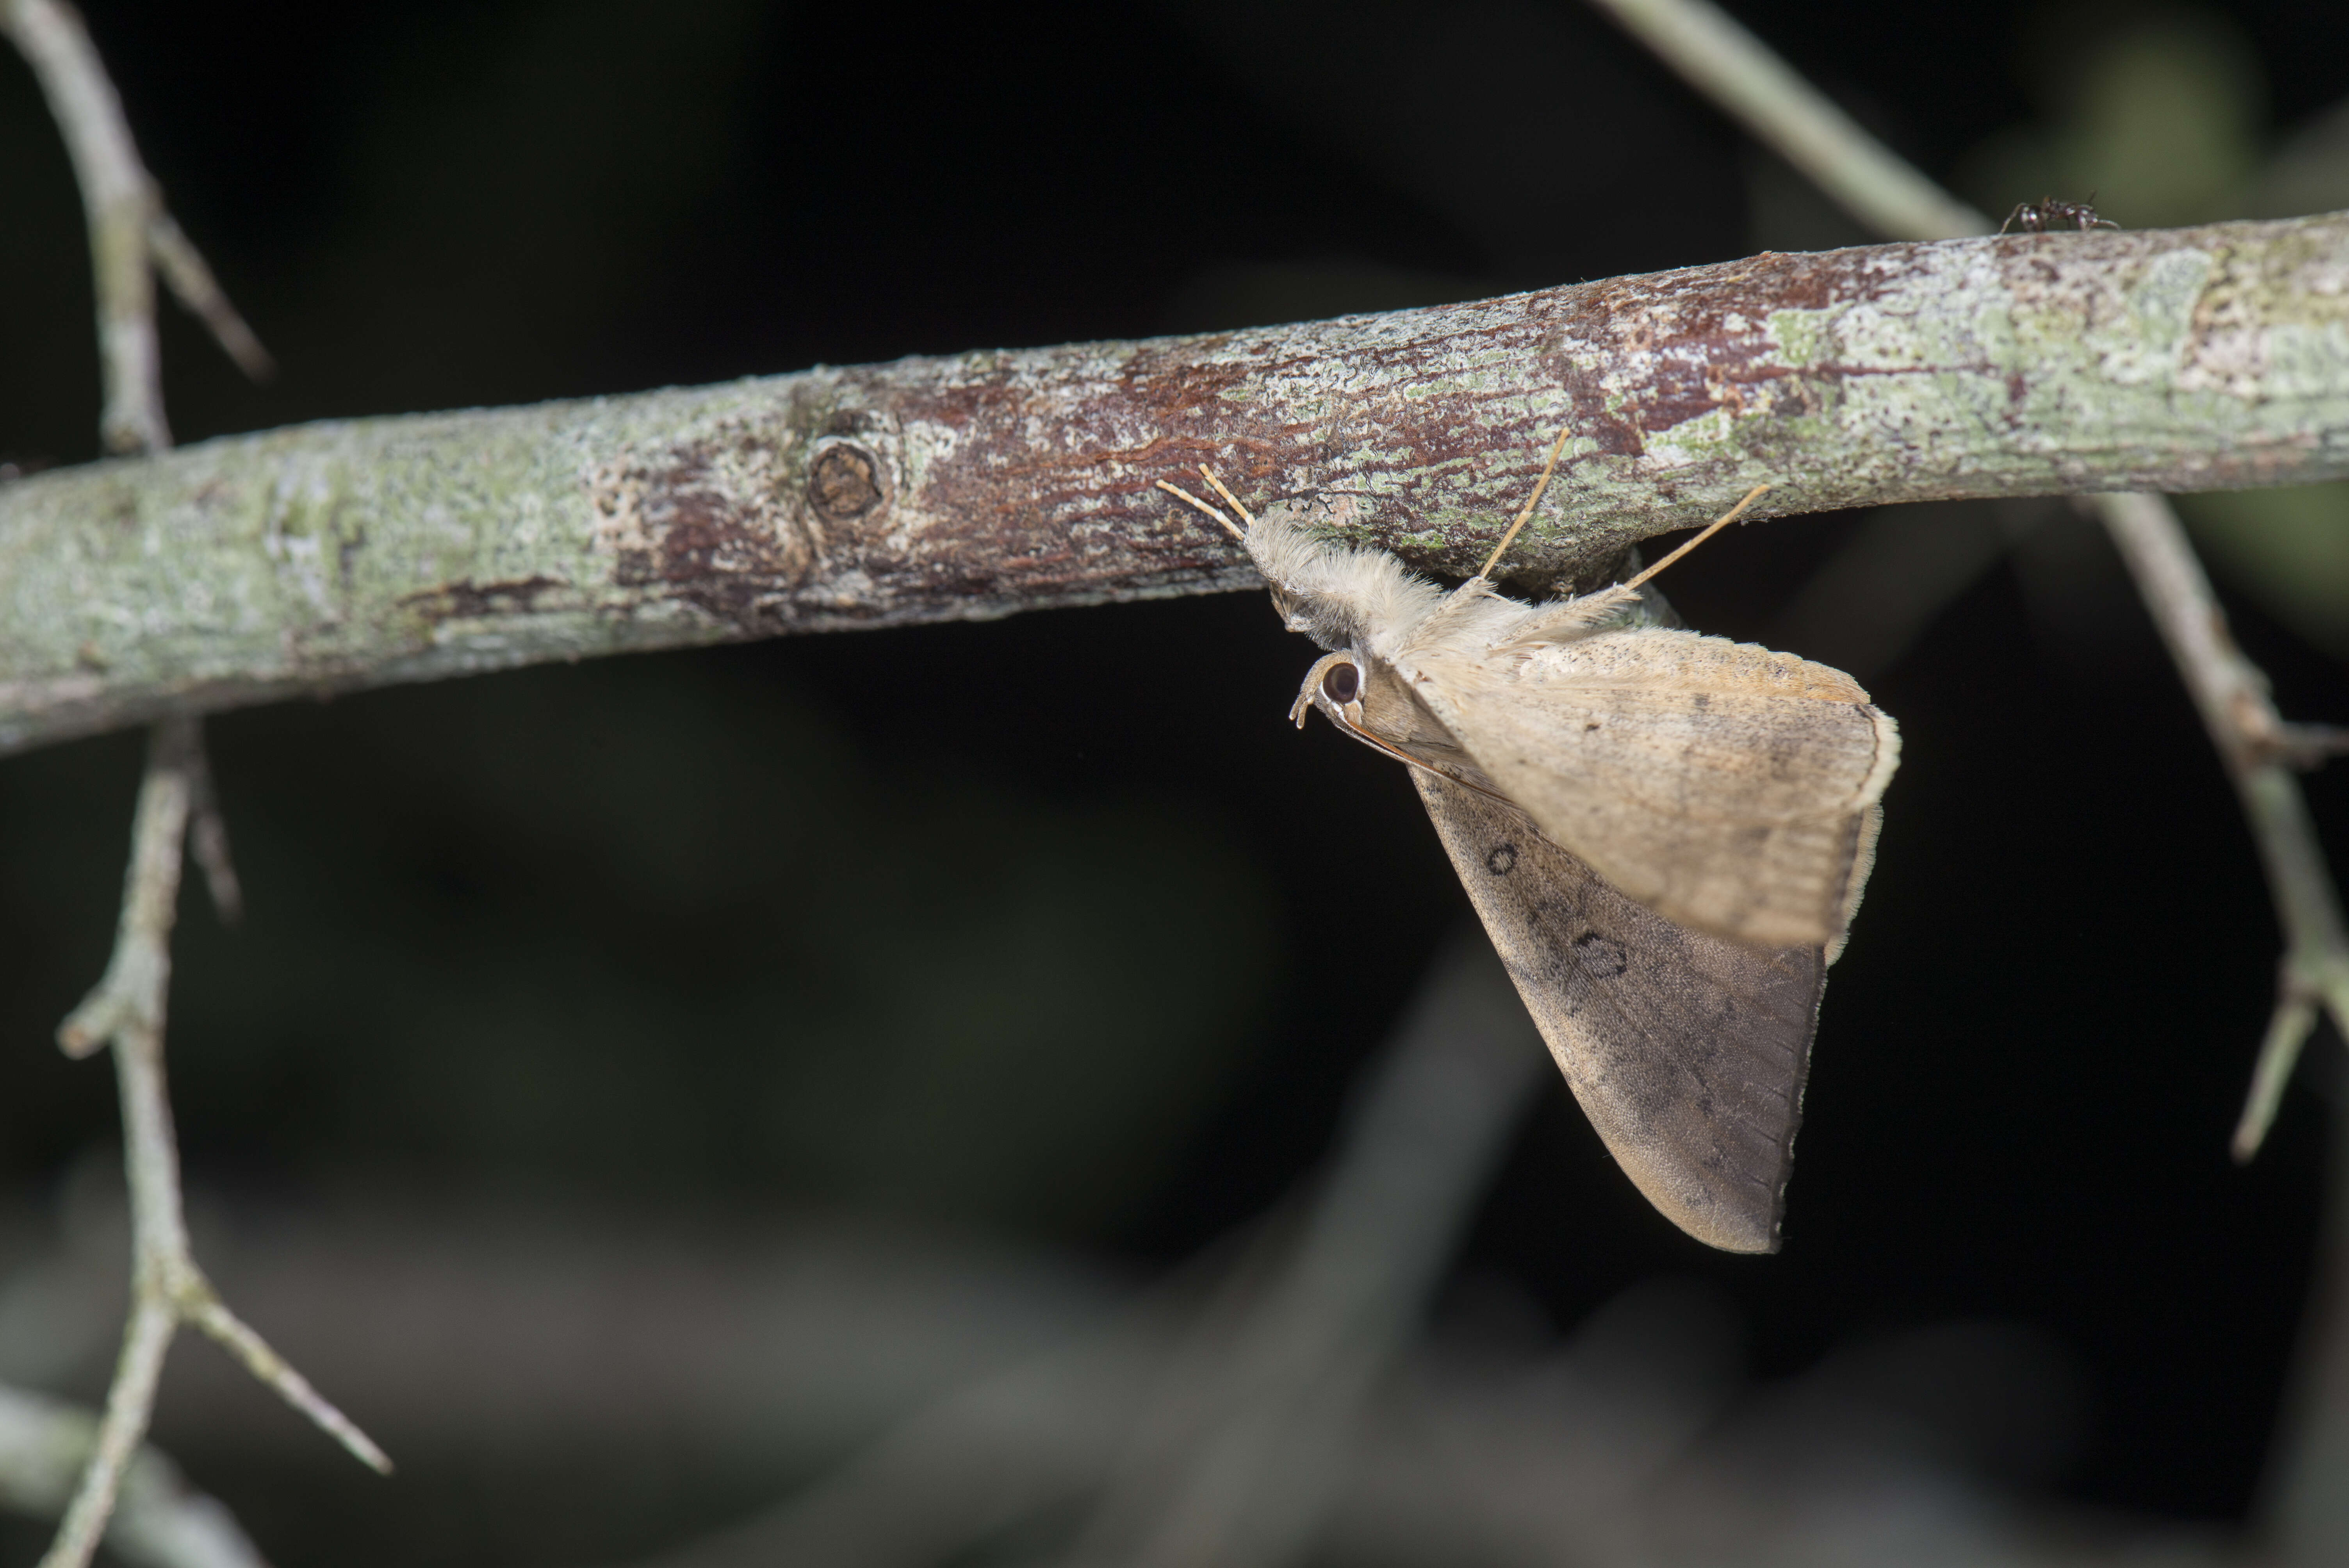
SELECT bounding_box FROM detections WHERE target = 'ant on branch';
[2000,193,2122,234]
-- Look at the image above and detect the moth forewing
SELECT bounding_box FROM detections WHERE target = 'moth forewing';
[1399,625,1899,951]
[1828,800,1887,967]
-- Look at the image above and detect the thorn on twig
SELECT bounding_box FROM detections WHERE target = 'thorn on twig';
[2226,690,2349,771]
[2271,721,2349,773]
[188,804,241,926]
[2235,992,2319,1163]
[182,728,242,925]
[55,994,128,1061]
[2235,953,2349,1162]
[145,210,274,383]
[180,1277,392,1474]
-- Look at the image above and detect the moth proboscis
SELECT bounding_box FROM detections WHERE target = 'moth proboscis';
[1159,442,1899,1253]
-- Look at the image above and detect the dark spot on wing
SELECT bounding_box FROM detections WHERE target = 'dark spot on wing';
[1573,931,1629,978]
[1485,843,1518,876]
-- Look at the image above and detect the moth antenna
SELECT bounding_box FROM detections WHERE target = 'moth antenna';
[1156,479,1245,542]
[1196,466,1257,530]
[1620,483,1772,592]
[1474,425,1574,581]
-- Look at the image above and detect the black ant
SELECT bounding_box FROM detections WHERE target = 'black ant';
[2000,194,2121,234]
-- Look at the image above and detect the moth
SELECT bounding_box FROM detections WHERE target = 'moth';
[1161,440,1898,1253]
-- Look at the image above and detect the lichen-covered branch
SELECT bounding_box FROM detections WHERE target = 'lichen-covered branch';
[2,213,2347,754]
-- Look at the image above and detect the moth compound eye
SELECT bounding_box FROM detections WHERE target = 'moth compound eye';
[1322,662,1361,704]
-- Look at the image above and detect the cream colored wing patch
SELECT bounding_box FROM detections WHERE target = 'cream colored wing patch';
[1415,770,1824,1253]
[1404,627,1899,950]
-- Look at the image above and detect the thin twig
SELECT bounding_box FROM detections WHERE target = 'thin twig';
[0,0,164,451]
[1063,936,1545,1568]
[179,1288,391,1473]
[0,0,271,453]
[0,1382,269,1568]
[2095,494,2349,1158]
[1583,0,1990,243]
[41,722,390,1568]
[43,722,198,1568]
[43,1301,175,1568]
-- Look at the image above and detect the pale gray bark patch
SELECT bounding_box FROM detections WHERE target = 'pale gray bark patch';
[4,213,2348,755]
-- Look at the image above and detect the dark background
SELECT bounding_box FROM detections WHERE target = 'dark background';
[2,0,2347,1559]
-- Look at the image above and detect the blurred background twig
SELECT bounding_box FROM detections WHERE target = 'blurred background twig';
[0,1383,267,1568]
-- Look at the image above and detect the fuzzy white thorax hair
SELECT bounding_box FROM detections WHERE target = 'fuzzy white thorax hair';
[1245,500,1641,663]
[1244,501,1446,658]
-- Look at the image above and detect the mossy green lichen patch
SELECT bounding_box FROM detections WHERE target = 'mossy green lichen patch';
[1765,308,1837,369]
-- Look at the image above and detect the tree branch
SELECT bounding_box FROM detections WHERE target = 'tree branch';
[2,212,2347,754]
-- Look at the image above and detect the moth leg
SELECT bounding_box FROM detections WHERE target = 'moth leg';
[1154,479,1244,543]
[1196,466,1257,529]
[1472,425,1574,581]
[1619,483,1772,593]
